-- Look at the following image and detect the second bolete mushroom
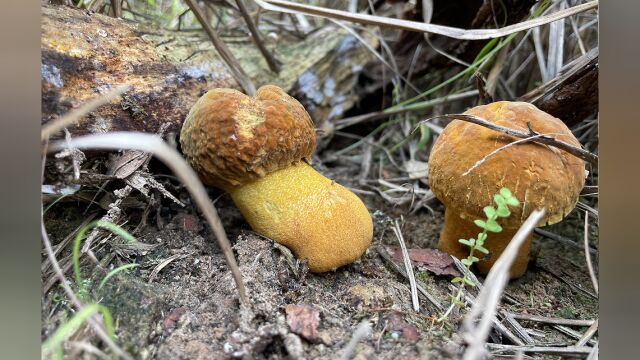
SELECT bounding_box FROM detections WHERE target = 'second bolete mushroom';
[180,85,373,272]
[428,101,586,278]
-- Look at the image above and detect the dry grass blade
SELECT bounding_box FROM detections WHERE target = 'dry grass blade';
[41,85,130,140]
[254,0,598,40]
[339,320,372,360]
[185,0,256,95]
[535,228,597,255]
[376,247,444,311]
[417,114,598,166]
[235,0,282,73]
[41,221,133,360]
[586,342,598,360]
[583,212,598,295]
[48,132,249,306]
[577,319,598,346]
[392,220,419,312]
[511,314,595,327]
[148,253,190,283]
[487,344,593,356]
[462,209,546,360]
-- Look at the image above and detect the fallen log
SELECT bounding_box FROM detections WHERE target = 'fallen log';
[41,3,377,140]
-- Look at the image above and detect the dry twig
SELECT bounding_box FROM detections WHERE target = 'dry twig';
[392,219,419,312]
[376,246,443,311]
[577,319,598,346]
[185,0,255,95]
[235,0,282,73]
[510,314,595,327]
[417,114,598,166]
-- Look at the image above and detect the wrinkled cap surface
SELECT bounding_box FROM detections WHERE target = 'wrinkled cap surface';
[428,101,586,228]
[180,85,316,190]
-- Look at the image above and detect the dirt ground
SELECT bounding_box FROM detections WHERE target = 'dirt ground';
[42,152,598,360]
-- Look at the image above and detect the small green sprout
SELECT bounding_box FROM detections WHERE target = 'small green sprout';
[437,187,519,322]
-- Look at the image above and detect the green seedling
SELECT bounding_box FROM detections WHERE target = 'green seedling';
[437,187,519,322]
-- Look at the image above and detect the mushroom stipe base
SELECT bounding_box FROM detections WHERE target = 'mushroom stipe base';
[229,162,373,273]
[438,207,533,279]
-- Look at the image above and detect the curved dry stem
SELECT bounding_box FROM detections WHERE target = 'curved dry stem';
[48,132,249,306]
[255,0,598,41]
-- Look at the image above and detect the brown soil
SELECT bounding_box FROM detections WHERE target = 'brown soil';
[42,156,598,360]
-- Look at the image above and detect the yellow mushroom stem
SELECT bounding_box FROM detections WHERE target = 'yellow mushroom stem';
[228,162,373,273]
[437,207,533,278]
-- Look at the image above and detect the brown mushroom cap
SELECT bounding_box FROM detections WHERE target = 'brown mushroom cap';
[180,85,316,191]
[428,101,586,228]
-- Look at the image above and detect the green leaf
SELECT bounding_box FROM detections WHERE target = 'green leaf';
[483,206,497,219]
[494,194,506,207]
[496,204,511,217]
[467,255,480,263]
[506,196,520,206]
[459,239,474,247]
[475,245,489,254]
[461,258,473,266]
[485,219,502,233]
[499,187,513,199]
[464,277,476,286]
[477,232,487,242]
[476,245,489,255]
[451,277,463,283]
[474,219,488,230]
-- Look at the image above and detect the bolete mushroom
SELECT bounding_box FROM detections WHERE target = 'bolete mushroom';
[180,85,373,272]
[428,101,585,278]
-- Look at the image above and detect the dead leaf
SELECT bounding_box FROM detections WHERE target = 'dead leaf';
[386,246,460,277]
[284,304,320,342]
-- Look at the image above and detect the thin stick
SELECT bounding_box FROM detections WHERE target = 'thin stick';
[376,247,443,311]
[48,133,249,306]
[487,344,592,356]
[235,0,281,73]
[583,212,599,295]
[586,341,598,360]
[535,228,597,255]
[254,0,598,41]
[417,114,598,166]
[185,0,255,95]
[335,90,478,131]
[553,325,597,346]
[462,135,544,176]
[110,0,122,17]
[392,220,419,312]
[576,319,598,346]
[511,314,595,327]
[41,85,129,140]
